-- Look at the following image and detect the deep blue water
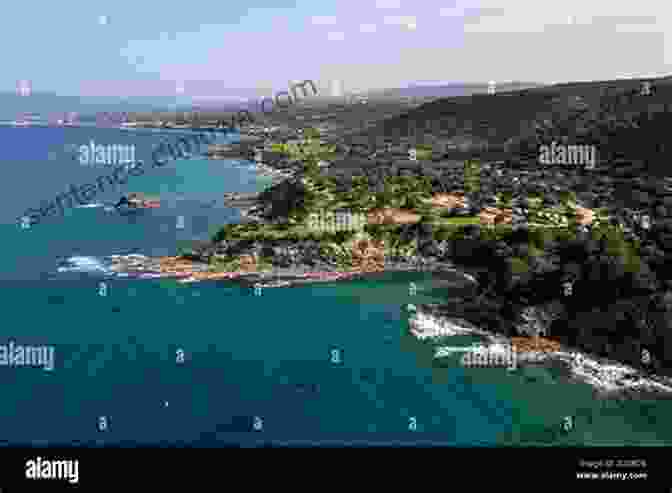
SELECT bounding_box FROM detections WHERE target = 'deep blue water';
[0,126,670,446]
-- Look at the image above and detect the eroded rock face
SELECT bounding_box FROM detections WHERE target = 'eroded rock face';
[479,207,513,226]
[510,336,563,354]
[367,208,421,225]
[495,210,513,225]
[159,256,199,274]
[239,254,257,272]
[426,192,467,211]
[351,238,386,272]
[575,206,595,225]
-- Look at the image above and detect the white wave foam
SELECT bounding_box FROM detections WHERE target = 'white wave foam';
[434,346,469,358]
[58,256,111,273]
[108,254,148,261]
[139,273,163,279]
[408,312,478,339]
[75,203,105,208]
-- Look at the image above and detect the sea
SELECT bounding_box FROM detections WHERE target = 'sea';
[0,125,670,446]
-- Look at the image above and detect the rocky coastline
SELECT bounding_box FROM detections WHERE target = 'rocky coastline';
[408,304,672,399]
[107,252,476,288]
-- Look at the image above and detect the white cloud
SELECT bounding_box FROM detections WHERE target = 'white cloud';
[360,24,377,33]
[311,16,337,25]
[375,0,400,9]
[327,32,345,41]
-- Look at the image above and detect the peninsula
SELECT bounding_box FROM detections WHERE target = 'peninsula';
[114,75,672,395]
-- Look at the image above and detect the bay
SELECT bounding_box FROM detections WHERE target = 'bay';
[0,126,670,445]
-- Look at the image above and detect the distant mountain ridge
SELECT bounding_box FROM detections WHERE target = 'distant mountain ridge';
[350,74,672,177]
[366,81,545,99]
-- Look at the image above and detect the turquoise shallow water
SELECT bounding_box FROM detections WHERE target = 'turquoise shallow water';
[1,127,671,445]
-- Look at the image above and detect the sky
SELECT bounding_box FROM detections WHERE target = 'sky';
[2,0,670,98]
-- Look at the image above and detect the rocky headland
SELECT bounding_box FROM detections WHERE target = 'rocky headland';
[409,303,672,399]
[108,75,672,391]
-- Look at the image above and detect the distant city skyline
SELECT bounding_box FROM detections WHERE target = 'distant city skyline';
[1,0,669,98]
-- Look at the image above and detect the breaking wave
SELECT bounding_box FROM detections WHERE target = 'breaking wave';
[74,203,106,208]
[57,256,113,274]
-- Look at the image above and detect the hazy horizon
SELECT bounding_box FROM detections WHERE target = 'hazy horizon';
[0,79,543,99]
[2,0,669,99]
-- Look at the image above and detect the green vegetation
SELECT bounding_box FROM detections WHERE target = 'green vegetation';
[508,256,530,274]
[210,141,644,281]
[436,216,481,226]
[208,255,242,272]
[342,175,374,212]
[257,256,274,271]
[495,191,513,209]
[319,242,354,269]
[212,221,361,243]
[303,127,322,140]
[464,159,481,194]
[271,130,338,167]
[206,254,273,272]
[411,143,433,160]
